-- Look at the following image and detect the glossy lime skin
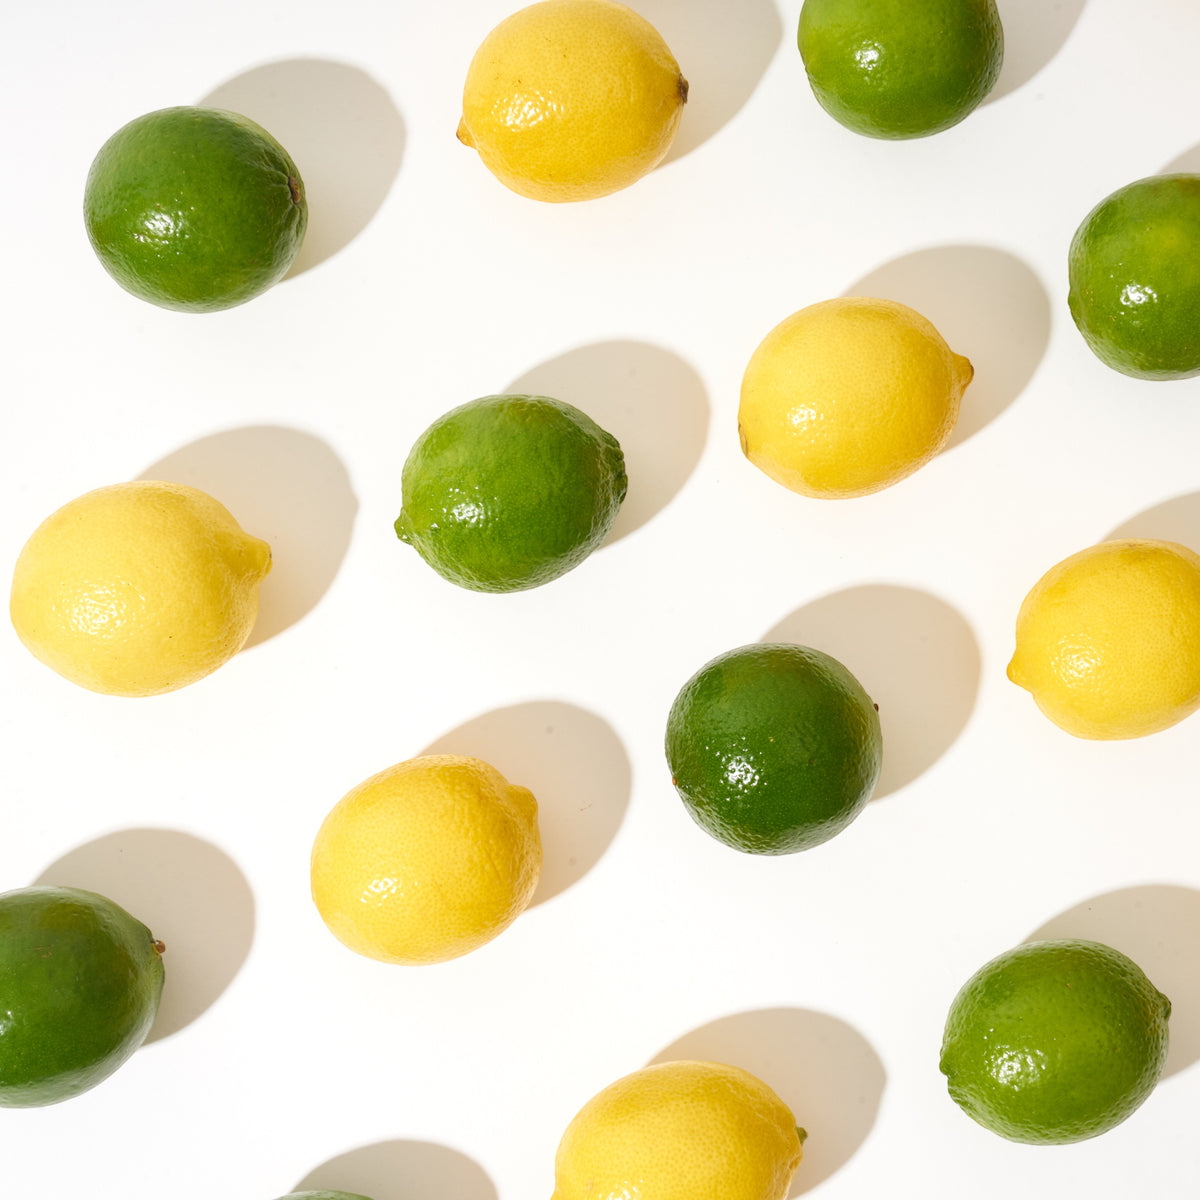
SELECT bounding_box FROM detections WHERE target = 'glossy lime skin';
[940,939,1171,1144]
[798,0,1003,139]
[395,394,627,593]
[0,886,164,1107]
[1068,174,1200,379]
[665,643,882,855]
[84,106,307,312]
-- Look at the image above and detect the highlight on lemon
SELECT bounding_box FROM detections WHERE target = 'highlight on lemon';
[551,1059,804,1200]
[739,296,973,499]
[9,480,270,697]
[1008,538,1200,739]
[458,0,688,202]
[310,754,542,965]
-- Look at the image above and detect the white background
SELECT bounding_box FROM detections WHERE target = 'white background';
[3,1,1200,1196]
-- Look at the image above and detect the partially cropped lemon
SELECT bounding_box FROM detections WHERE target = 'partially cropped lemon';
[310,755,542,965]
[1008,539,1200,739]
[10,481,270,696]
[458,0,688,202]
[551,1060,804,1200]
[739,297,973,498]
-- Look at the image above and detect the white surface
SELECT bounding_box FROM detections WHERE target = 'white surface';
[3,1,1200,1196]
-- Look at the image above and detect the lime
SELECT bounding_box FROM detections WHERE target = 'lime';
[665,643,882,854]
[798,0,1003,139]
[1068,174,1200,379]
[394,394,627,592]
[84,106,307,312]
[0,886,165,1107]
[940,939,1171,1144]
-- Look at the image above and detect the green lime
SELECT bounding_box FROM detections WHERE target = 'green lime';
[1068,174,1200,380]
[83,106,307,312]
[0,886,165,1107]
[394,394,627,593]
[664,642,882,854]
[798,0,1003,139]
[940,938,1171,1144]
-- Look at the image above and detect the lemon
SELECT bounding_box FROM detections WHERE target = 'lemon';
[940,939,1171,1144]
[9,481,270,697]
[798,0,1003,139]
[551,1059,804,1200]
[84,107,307,312]
[1008,538,1200,739]
[310,755,542,965]
[458,0,688,202]
[739,297,973,499]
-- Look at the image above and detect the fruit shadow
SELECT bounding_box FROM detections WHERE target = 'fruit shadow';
[199,59,405,276]
[421,701,631,905]
[635,0,783,162]
[506,341,709,543]
[1161,143,1200,175]
[1105,491,1200,547]
[140,425,358,647]
[763,586,981,800]
[33,829,254,1043]
[1027,885,1200,1078]
[292,1139,498,1200]
[986,0,1089,102]
[651,1008,885,1195]
[846,245,1050,450]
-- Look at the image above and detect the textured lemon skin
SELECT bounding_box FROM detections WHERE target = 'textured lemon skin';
[459,0,688,202]
[9,481,270,697]
[310,755,542,965]
[1008,539,1200,739]
[739,297,972,499]
[552,1060,803,1200]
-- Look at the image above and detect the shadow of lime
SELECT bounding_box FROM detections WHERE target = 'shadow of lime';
[1026,885,1200,1078]
[507,340,709,542]
[764,586,980,799]
[34,829,254,1043]
[422,701,631,905]
[200,59,405,276]
[846,245,1050,450]
[1106,491,1200,548]
[292,1140,497,1200]
[636,0,783,162]
[651,1008,885,1195]
[140,426,357,646]
[987,0,1089,101]
[1161,144,1200,175]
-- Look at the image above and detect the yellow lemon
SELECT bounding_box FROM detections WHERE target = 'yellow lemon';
[551,1060,804,1200]
[458,0,688,203]
[1008,538,1200,740]
[9,481,270,697]
[739,297,973,498]
[310,755,542,965]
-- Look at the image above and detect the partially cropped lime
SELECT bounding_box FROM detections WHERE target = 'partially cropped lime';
[394,394,627,592]
[84,106,307,312]
[665,642,882,854]
[798,0,1003,139]
[1068,174,1200,379]
[940,938,1171,1144]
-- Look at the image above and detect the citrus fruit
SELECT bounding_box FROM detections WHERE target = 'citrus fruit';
[1068,174,1200,379]
[84,106,307,312]
[551,1059,804,1200]
[458,0,688,202]
[310,755,542,965]
[1007,538,1200,739]
[394,394,626,592]
[798,0,1003,139]
[940,938,1171,1144]
[665,642,882,854]
[0,886,165,1107]
[10,480,271,697]
[738,297,973,499]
